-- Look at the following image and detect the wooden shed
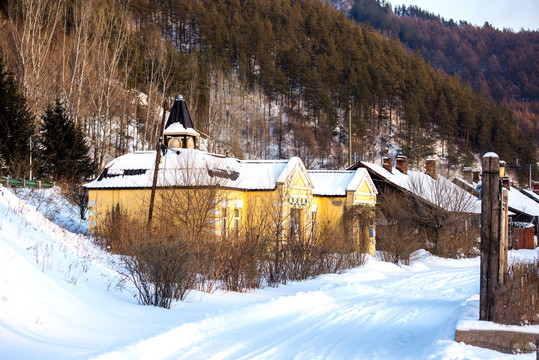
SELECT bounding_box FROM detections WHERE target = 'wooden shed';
[512,222,535,250]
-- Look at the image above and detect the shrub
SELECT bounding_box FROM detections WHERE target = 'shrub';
[432,225,479,259]
[494,256,539,325]
[97,192,374,305]
[375,190,423,265]
[99,214,195,308]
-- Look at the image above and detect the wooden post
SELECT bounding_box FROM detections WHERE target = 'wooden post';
[499,188,509,284]
[480,152,501,321]
[348,102,352,167]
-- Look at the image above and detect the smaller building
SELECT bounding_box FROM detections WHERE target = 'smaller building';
[349,157,481,215]
[308,170,378,254]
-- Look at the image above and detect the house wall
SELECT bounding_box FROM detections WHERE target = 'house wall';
[88,183,315,242]
[88,169,377,254]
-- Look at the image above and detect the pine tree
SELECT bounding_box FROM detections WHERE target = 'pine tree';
[39,100,97,182]
[0,56,35,175]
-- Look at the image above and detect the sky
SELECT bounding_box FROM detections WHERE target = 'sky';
[392,0,539,31]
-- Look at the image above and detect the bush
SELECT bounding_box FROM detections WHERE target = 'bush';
[494,256,539,325]
[99,214,195,308]
[432,225,479,259]
[97,195,373,306]
[376,224,422,265]
[217,235,265,292]
[375,190,423,265]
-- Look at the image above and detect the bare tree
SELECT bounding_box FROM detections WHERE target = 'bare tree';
[401,173,480,258]
[7,0,65,115]
[139,25,174,149]
[86,0,131,169]
[60,0,93,126]
[375,189,424,265]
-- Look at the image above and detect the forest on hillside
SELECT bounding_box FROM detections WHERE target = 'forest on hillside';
[0,0,536,184]
[349,0,539,145]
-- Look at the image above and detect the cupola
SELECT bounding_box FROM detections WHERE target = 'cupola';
[163,95,200,150]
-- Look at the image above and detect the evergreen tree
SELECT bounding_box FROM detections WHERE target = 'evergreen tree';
[39,100,97,182]
[0,56,35,175]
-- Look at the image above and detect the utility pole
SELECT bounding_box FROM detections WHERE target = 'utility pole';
[148,99,169,225]
[529,164,532,190]
[348,102,352,167]
[29,134,38,180]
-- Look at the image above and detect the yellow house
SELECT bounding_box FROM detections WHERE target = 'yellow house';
[84,95,377,253]
[84,149,378,254]
[308,170,378,254]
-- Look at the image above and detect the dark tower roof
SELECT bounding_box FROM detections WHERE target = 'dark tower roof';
[164,95,194,130]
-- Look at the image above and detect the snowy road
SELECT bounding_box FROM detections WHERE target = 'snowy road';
[95,256,490,360]
[1,186,536,360]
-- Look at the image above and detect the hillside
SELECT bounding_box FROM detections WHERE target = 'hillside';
[349,0,539,144]
[1,185,537,359]
[0,0,536,184]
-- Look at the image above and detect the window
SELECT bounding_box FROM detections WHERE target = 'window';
[221,207,228,239]
[310,207,317,238]
[290,208,302,239]
[234,208,240,237]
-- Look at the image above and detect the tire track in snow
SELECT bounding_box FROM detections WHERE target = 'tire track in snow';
[93,261,480,360]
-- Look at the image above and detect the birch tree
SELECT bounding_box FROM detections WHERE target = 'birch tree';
[60,0,93,127]
[87,0,130,169]
[7,0,65,116]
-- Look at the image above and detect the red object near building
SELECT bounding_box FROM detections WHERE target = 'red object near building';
[512,222,535,250]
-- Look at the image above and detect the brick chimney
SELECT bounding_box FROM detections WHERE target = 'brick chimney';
[463,167,473,183]
[382,157,392,172]
[472,169,481,184]
[396,156,408,174]
[501,177,510,190]
[425,158,437,179]
[532,180,539,194]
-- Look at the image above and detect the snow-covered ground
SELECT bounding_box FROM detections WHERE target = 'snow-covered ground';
[0,185,537,360]
[12,187,88,235]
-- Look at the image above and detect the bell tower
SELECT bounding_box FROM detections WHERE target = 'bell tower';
[163,95,200,150]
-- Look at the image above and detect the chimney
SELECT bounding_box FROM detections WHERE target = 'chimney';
[382,157,392,172]
[472,169,481,184]
[532,180,539,195]
[501,177,510,190]
[499,160,506,178]
[396,156,408,174]
[425,158,437,179]
[463,167,473,183]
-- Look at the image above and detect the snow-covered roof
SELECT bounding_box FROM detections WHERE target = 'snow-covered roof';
[521,188,539,204]
[513,221,535,228]
[163,96,197,136]
[507,186,539,217]
[308,169,377,196]
[357,161,481,214]
[163,122,200,137]
[84,149,307,191]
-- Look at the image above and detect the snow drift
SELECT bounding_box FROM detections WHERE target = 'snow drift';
[0,185,537,359]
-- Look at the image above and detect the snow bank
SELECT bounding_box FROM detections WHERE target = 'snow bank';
[1,186,536,359]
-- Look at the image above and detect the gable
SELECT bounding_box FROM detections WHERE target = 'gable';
[359,180,371,194]
[290,171,307,188]
[277,157,314,189]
